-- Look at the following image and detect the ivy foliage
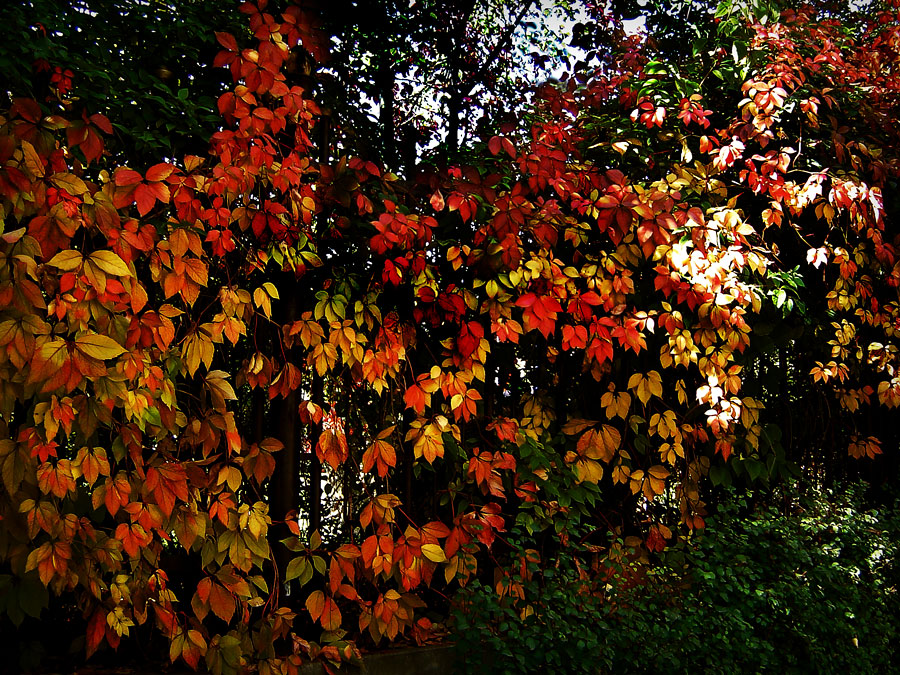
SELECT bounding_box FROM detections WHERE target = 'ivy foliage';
[0,0,244,161]
[453,484,900,674]
[0,0,898,672]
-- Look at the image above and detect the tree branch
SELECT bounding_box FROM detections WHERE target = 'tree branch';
[463,0,536,95]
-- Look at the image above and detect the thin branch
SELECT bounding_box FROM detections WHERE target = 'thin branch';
[462,0,537,96]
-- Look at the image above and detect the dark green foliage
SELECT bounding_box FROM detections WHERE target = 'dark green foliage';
[452,484,900,674]
[0,0,244,163]
[451,527,613,675]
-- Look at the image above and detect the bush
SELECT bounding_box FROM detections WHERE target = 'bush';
[451,484,900,674]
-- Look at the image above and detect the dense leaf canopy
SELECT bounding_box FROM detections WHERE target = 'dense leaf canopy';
[1,0,899,672]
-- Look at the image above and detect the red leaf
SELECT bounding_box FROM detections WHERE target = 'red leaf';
[89,113,113,134]
[80,128,104,163]
[216,31,238,52]
[133,183,157,216]
[114,168,143,187]
[86,607,107,658]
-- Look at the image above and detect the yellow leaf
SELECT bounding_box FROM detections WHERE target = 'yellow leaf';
[421,543,447,563]
[217,465,242,492]
[311,342,338,376]
[411,423,444,463]
[628,372,662,405]
[574,458,604,483]
[634,375,651,405]
[75,333,126,360]
[205,370,237,409]
[106,606,135,637]
[253,287,272,319]
[561,418,597,436]
[82,259,108,294]
[182,330,214,376]
[51,173,89,196]
[648,464,670,480]
[20,140,45,178]
[46,250,84,271]
[89,250,132,277]
[629,469,645,494]
[444,555,460,583]
[648,370,663,398]
[615,392,632,419]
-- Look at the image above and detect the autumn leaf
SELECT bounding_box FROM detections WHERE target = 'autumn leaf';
[421,543,447,563]
[88,250,131,276]
[50,173,89,196]
[2,1,899,663]
[86,608,107,658]
[78,446,110,487]
[573,458,604,483]
[205,370,237,410]
[305,590,325,622]
[406,419,445,464]
[320,596,342,631]
[627,371,663,405]
[74,333,126,360]
[362,438,397,477]
[46,249,83,271]
[170,629,206,670]
[103,473,132,516]
[576,425,620,463]
[145,463,189,518]
[20,139,45,177]
[209,580,236,623]
[316,428,349,470]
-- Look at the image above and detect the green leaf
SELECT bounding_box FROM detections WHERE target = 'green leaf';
[284,556,309,583]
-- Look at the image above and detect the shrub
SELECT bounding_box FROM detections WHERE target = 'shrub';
[451,483,900,674]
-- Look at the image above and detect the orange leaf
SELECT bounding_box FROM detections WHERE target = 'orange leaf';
[209,581,235,623]
[305,590,325,622]
[362,439,396,477]
[104,473,132,515]
[216,31,238,52]
[145,463,189,518]
[181,630,207,670]
[316,428,349,470]
[321,596,342,631]
[146,162,176,182]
